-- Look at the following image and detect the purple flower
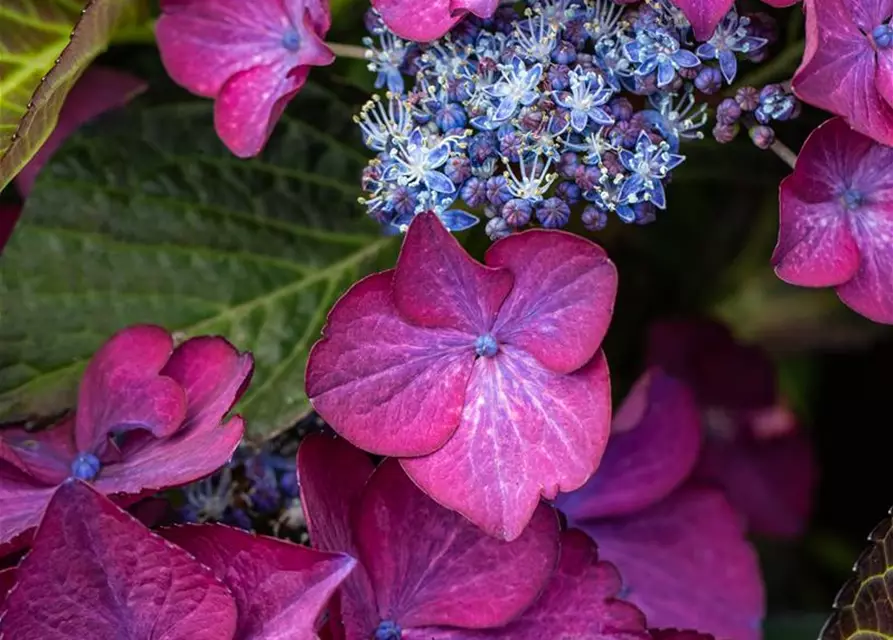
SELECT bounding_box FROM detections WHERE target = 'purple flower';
[556,371,765,640]
[647,319,817,538]
[305,212,617,540]
[0,325,253,547]
[156,0,335,158]
[371,0,498,42]
[0,481,354,639]
[792,0,893,146]
[773,117,893,323]
[299,435,647,640]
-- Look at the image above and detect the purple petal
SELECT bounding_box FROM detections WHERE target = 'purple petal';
[371,0,498,42]
[577,486,764,640]
[1,418,77,484]
[163,524,356,640]
[793,0,893,146]
[0,481,237,640]
[695,429,816,538]
[0,567,14,609]
[487,230,617,374]
[297,435,378,639]
[555,371,702,520]
[394,212,513,335]
[14,67,146,197]
[307,271,475,457]
[75,325,186,455]
[402,348,611,541]
[836,207,893,322]
[357,459,559,629]
[671,0,734,41]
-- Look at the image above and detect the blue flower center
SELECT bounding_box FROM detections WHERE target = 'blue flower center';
[874,24,893,48]
[374,620,402,640]
[70,453,101,481]
[841,188,864,211]
[474,334,499,358]
[282,28,301,52]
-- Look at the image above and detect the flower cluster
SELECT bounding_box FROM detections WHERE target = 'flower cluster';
[357,0,772,237]
[712,82,800,148]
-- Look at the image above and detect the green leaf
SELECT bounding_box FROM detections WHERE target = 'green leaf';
[821,507,893,639]
[765,614,827,640]
[0,85,396,442]
[0,0,148,192]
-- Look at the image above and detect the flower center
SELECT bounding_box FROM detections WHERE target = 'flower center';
[873,23,893,49]
[474,333,499,358]
[282,28,301,52]
[374,620,402,640]
[70,453,101,481]
[841,188,864,211]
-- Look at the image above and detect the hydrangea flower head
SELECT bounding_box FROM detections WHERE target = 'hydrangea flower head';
[298,434,648,639]
[0,480,354,640]
[356,1,775,236]
[773,117,893,323]
[305,212,617,540]
[556,370,765,640]
[372,0,498,42]
[792,0,893,146]
[0,325,253,546]
[156,0,335,158]
[647,319,816,537]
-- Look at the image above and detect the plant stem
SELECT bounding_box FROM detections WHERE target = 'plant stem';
[328,43,367,61]
[770,139,798,169]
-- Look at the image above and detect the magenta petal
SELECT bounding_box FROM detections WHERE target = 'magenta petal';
[14,67,146,197]
[357,459,559,629]
[1,419,76,484]
[307,271,475,457]
[75,325,186,455]
[555,372,702,520]
[0,481,237,640]
[394,212,513,335]
[93,415,244,495]
[163,524,356,640]
[0,203,21,253]
[371,0,498,42]
[696,430,816,538]
[402,348,611,541]
[577,487,764,640]
[836,207,893,322]
[671,0,734,41]
[487,230,617,374]
[877,48,893,109]
[0,461,54,546]
[298,435,378,639]
[161,335,253,434]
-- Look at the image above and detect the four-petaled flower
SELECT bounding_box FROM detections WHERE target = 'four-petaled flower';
[0,480,354,640]
[298,434,648,640]
[305,212,617,540]
[156,0,335,158]
[792,0,893,146]
[0,325,253,546]
[773,117,893,324]
[556,370,765,640]
[371,0,499,42]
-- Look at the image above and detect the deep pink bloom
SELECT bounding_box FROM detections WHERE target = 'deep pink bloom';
[0,325,253,546]
[371,0,498,42]
[163,524,356,640]
[793,0,893,146]
[15,67,146,197]
[0,481,238,639]
[773,117,893,324]
[672,0,798,42]
[300,435,646,640]
[156,0,335,158]
[0,481,354,640]
[556,372,765,640]
[305,211,617,540]
[648,320,816,537]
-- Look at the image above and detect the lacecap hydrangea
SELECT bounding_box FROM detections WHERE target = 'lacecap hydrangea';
[356,0,793,238]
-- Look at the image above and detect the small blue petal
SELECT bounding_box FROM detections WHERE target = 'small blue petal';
[672,49,701,68]
[439,209,480,231]
[424,171,457,194]
[719,50,738,84]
